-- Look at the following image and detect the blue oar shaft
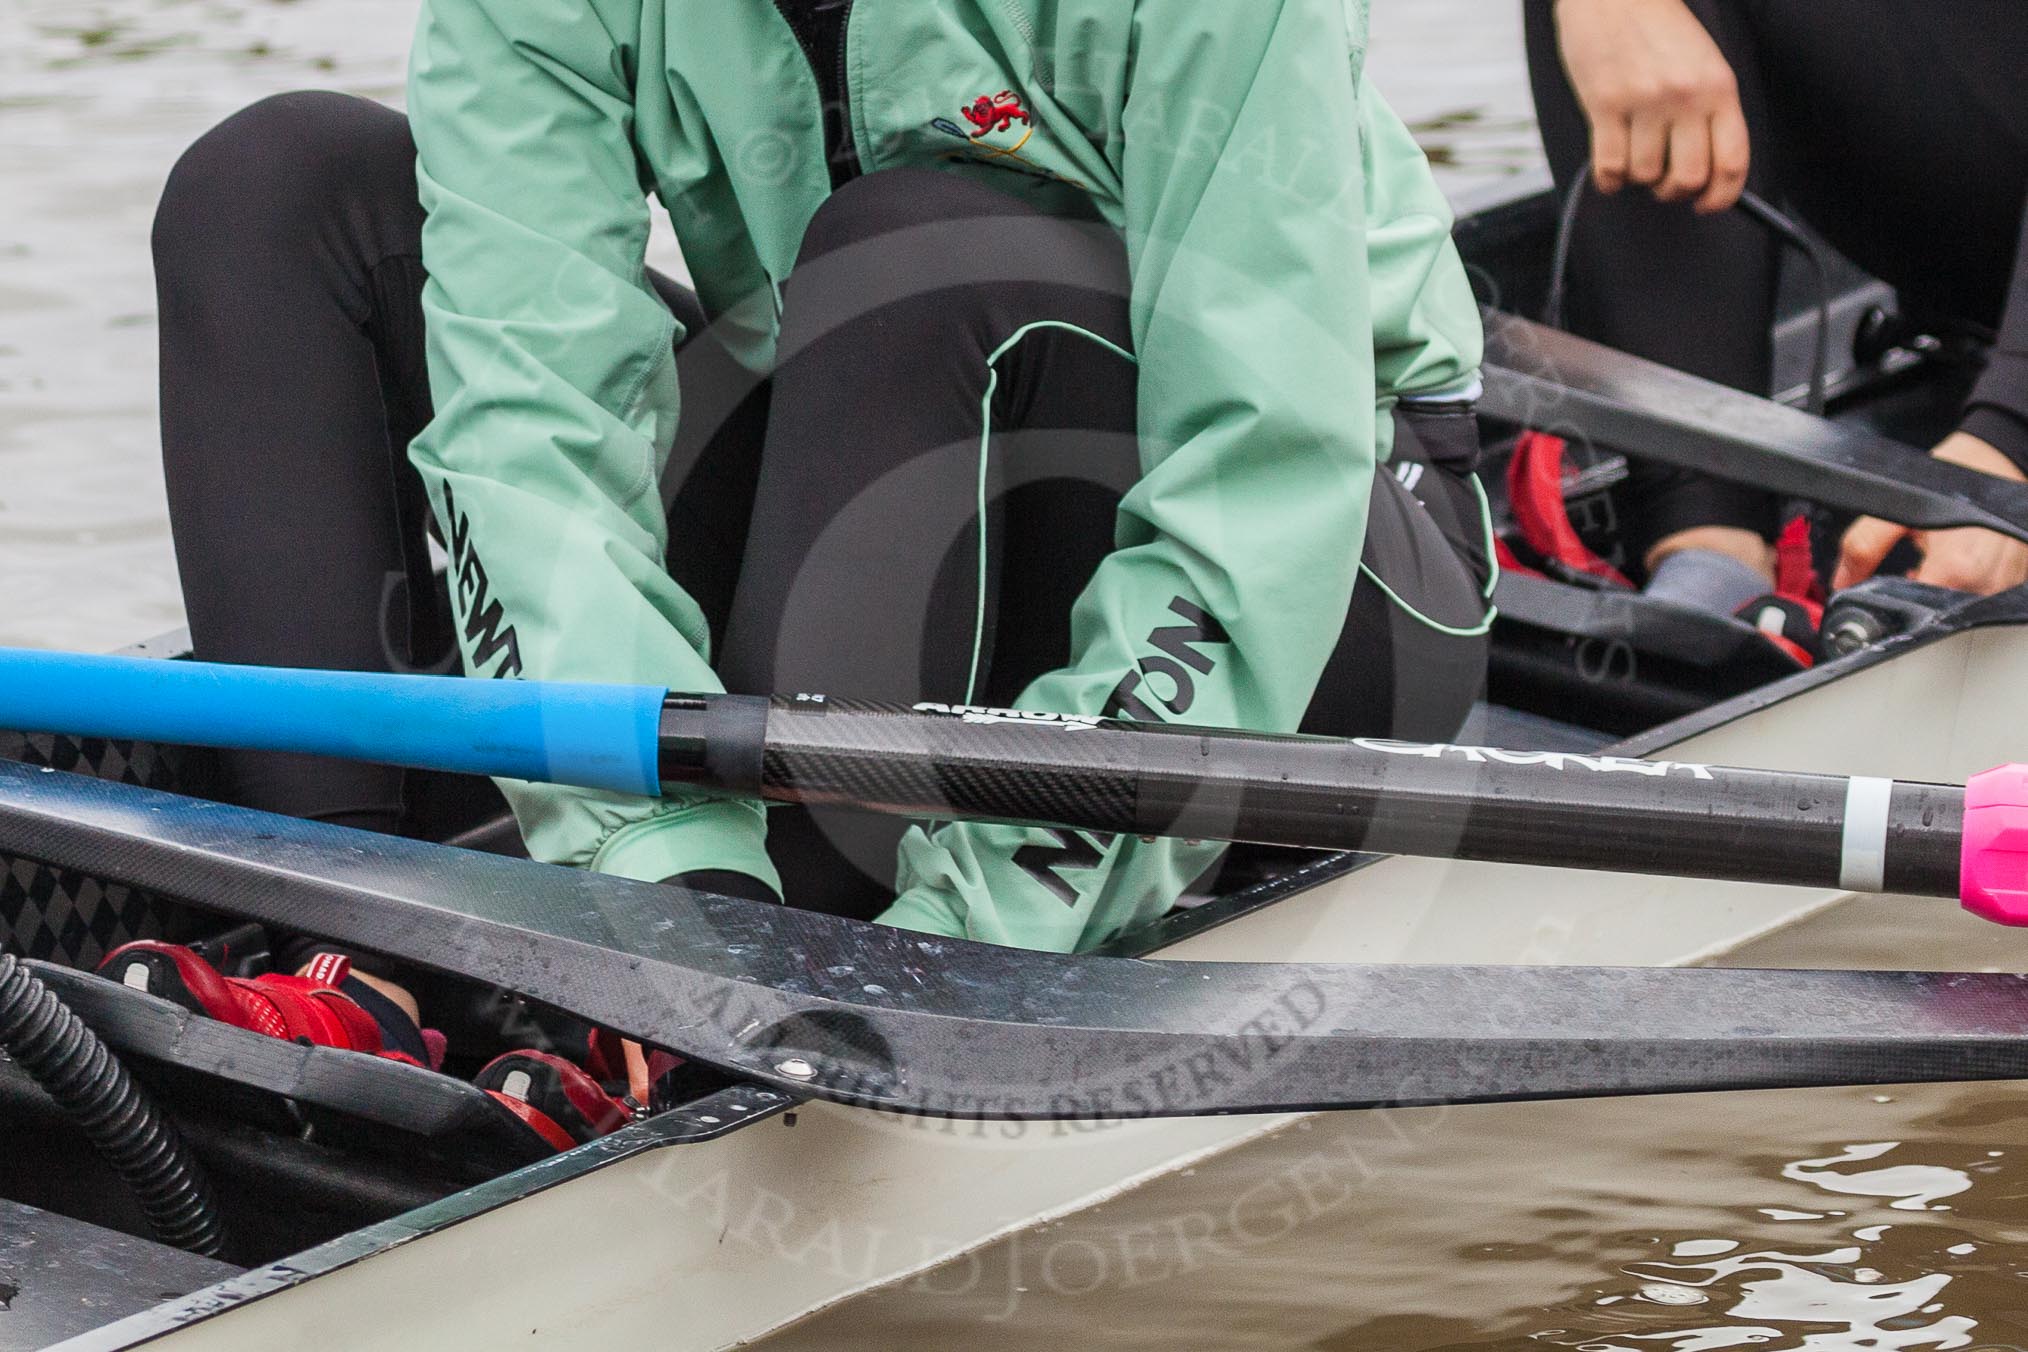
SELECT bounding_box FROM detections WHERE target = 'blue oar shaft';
[4,648,2022,930]
[0,649,665,797]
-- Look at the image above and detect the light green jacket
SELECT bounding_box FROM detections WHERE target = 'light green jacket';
[407,0,1482,952]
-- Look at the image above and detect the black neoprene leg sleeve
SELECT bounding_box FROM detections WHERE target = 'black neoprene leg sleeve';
[716,169,1145,916]
[155,92,441,833]
[155,92,757,832]
[717,168,1490,917]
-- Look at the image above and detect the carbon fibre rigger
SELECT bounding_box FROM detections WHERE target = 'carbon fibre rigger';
[4,758,2028,1120]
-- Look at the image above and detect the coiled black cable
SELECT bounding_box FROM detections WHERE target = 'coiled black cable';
[0,953,229,1257]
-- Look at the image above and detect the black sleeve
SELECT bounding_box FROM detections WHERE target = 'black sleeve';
[1962,202,2028,473]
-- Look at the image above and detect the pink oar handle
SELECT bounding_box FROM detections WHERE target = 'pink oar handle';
[1963,766,2028,926]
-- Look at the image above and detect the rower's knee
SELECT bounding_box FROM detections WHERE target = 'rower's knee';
[795,166,1040,265]
[153,91,413,285]
[789,167,1127,349]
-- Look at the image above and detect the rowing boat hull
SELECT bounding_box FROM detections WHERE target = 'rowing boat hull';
[83,613,2026,1352]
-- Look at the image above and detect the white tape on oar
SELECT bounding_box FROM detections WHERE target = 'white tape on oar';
[1840,777,1895,893]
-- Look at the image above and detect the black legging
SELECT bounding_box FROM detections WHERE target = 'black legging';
[1524,0,2028,560]
[155,92,1492,918]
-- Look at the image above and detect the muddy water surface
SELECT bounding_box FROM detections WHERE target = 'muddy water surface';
[0,0,417,651]
[761,1085,2028,1350]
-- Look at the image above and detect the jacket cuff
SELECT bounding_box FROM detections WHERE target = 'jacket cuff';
[1961,404,2028,478]
[590,799,781,894]
[874,887,969,940]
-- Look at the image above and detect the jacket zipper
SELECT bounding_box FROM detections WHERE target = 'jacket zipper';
[772,0,862,189]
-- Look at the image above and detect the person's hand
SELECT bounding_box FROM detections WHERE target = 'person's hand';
[619,1039,654,1108]
[1835,433,2028,596]
[1553,0,1751,213]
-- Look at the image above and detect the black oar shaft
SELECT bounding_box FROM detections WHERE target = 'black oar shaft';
[658,696,1965,898]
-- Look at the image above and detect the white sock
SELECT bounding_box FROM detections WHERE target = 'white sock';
[1644,548,1772,617]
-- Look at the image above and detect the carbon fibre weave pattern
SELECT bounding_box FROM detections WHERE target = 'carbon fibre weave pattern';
[745,698,1964,895]
[0,730,209,968]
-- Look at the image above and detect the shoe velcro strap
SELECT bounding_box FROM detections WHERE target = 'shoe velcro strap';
[224,982,296,1041]
[237,976,382,1052]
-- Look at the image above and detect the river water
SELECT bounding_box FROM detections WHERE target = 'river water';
[767,1083,2028,1352]
[0,0,414,652]
[5,4,2025,1349]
